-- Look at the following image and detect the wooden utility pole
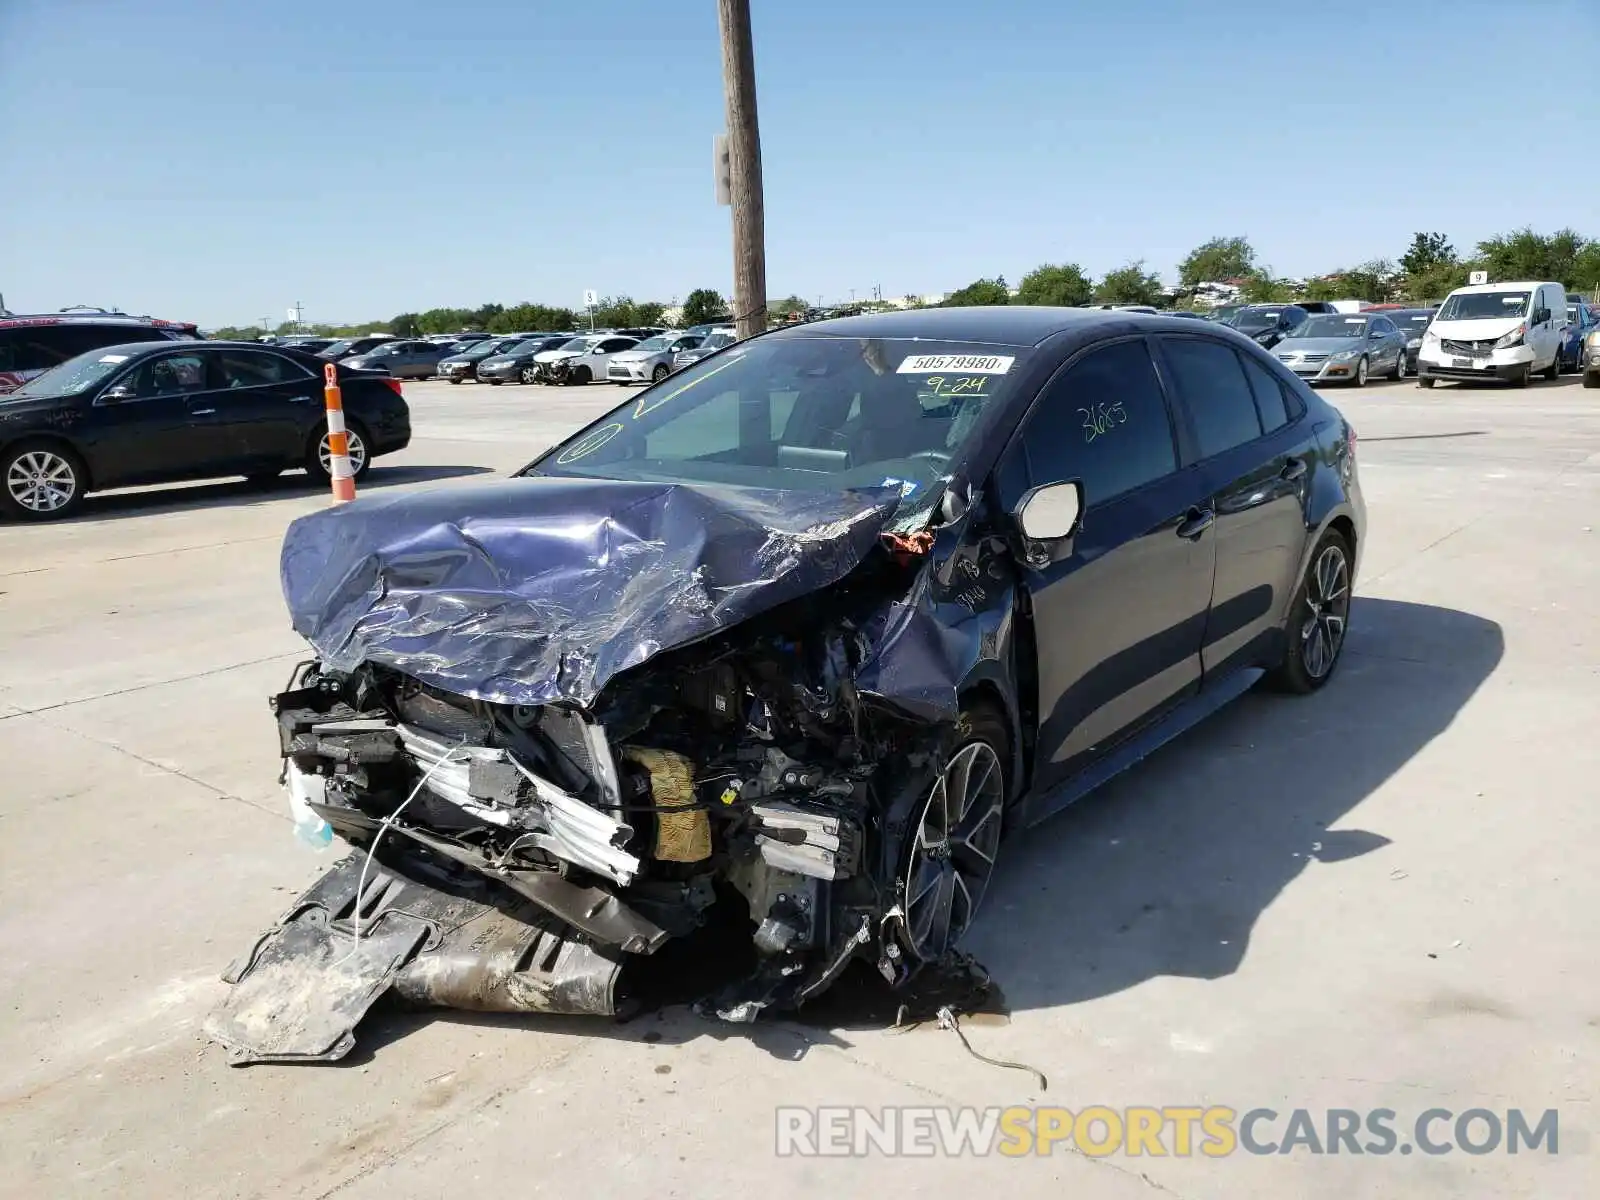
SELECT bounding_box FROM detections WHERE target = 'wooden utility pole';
[716,0,766,340]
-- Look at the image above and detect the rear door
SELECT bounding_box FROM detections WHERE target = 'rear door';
[994,336,1216,790]
[214,348,320,465]
[1156,335,1313,678]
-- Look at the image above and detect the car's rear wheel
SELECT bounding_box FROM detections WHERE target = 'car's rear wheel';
[306,420,371,483]
[521,367,539,384]
[449,377,462,385]
[1268,528,1352,694]
[899,705,1008,963]
[1544,352,1561,381]
[1,441,87,521]
[652,364,669,383]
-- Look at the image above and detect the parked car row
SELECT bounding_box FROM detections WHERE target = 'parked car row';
[1223,283,1596,389]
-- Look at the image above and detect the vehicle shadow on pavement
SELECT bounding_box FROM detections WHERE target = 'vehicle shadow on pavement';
[963,596,1503,1013]
[66,465,496,522]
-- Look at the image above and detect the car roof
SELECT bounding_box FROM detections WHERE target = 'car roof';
[0,312,195,330]
[1449,281,1551,294]
[764,305,1197,347]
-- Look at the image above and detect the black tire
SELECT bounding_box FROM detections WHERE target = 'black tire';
[1585,371,1599,389]
[1351,356,1369,387]
[1267,528,1353,694]
[521,367,539,385]
[449,377,462,385]
[1514,366,1532,388]
[571,366,591,385]
[1418,376,1436,388]
[1,440,88,521]
[651,364,669,383]
[1543,353,1560,381]
[487,379,502,386]
[1389,350,1405,381]
[896,701,1010,963]
[304,419,372,483]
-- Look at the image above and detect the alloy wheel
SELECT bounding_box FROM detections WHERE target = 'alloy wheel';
[318,428,367,477]
[521,367,539,384]
[1354,356,1368,387]
[902,740,1005,961]
[1300,543,1350,680]
[6,449,79,515]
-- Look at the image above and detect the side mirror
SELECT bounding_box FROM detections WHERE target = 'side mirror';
[1014,480,1083,566]
[101,384,136,403]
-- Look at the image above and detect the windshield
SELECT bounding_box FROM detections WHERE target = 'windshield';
[12,347,136,397]
[1205,306,1242,322]
[460,341,507,359]
[557,337,598,352]
[322,340,354,356]
[1395,312,1434,332]
[1289,314,1369,339]
[636,336,673,351]
[1229,308,1285,331]
[528,337,1032,522]
[1436,291,1530,322]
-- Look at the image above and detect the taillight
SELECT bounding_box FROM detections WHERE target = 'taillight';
[382,377,404,397]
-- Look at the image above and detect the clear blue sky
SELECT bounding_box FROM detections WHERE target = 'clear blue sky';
[3,0,1595,327]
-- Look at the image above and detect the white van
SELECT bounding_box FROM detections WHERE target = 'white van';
[1417,280,1567,388]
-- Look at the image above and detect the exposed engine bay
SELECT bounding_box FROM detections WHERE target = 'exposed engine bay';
[208,607,955,1063]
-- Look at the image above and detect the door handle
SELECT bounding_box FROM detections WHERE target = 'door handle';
[288,395,312,404]
[1175,507,1215,540]
[1281,458,1307,482]
[191,407,218,416]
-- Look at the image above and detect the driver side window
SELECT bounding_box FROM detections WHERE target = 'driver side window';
[123,352,212,398]
[1015,339,1179,507]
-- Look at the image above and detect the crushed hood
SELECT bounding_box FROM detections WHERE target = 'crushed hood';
[281,476,903,708]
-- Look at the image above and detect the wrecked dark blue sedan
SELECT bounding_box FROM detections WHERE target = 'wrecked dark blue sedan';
[209,307,1366,1063]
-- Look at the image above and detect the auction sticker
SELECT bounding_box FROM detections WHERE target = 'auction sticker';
[897,354,1014,375]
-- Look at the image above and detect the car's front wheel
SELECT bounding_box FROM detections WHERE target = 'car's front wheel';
[569,366,592,385]
[1268,528,1353,694]
[1,441,88,521]
[898,704,1008,963]
[1351,355,1369,387]
[1389,349,1405,380]
[521,367,539,384]
[652,364,669,383]
[1418,376,1436,388]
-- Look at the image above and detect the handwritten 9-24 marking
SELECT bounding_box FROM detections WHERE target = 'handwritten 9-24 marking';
[923,376,991,397]
[1080,401,1128,443]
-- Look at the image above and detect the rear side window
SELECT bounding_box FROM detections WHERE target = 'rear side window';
[218,350,312,387]
[1020,339,1178,505]
[1238,353,1293,433]
[0,327,72,372]
[1161,337,1264,458]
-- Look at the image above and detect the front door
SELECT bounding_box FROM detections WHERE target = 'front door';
[995,337,1216,793]
[88,349,240,486]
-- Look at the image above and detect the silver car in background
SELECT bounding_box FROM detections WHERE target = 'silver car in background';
[1271,312,1408,386]
[669,329,737,372]
[605,332,706,384]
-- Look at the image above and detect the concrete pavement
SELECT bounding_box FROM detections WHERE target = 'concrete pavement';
[1,372,1596,1198]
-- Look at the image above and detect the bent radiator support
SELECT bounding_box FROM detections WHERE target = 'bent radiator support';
[206,852,626,1065]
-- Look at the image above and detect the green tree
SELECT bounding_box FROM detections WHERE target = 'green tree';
[1336,259,1400,304]
[681,288,728,326]
[210,325,264,341]
[389,313,422,337]
[591,295,639,327]
[471,302,505,329]
[634,301,668,327]
[1476,228,1590,286]
[1015,263,1092,307]
[1179,236,1256,288]
[1093,261,1162,306]
[769,295,809,320]
[1571,243,1600,293]
[1299,276,1343,303]
[1238,270,1292,303]
[1399,232,1456,277]
[942,276,1011,306]
[416,307,473,335]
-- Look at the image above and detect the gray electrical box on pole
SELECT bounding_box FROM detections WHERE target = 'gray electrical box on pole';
[713,134,731,207]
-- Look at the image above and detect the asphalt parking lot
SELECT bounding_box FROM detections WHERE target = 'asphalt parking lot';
[2,372,1597,1199]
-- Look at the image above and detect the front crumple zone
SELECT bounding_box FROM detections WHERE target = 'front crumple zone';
[211,533,989,1062]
